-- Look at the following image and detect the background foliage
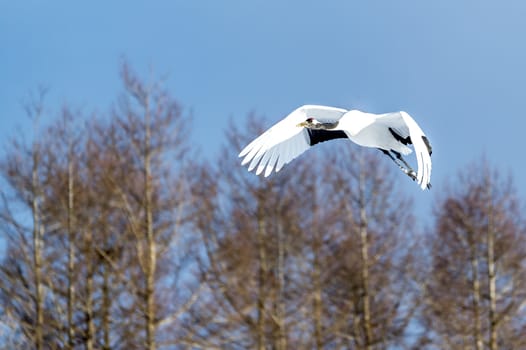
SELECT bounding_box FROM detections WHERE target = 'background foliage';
[1,67,525,350]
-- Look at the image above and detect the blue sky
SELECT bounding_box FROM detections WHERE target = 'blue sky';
[2,1,526,214]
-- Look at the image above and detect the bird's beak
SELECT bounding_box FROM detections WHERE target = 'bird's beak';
[296,121,307,127]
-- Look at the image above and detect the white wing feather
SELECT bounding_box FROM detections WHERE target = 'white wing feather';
[239,105,347,177]
[400,112,432,190]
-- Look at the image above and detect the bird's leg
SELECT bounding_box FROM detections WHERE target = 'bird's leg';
[381,150,432,189]
[392,151,418,179]
[379,149,417,181]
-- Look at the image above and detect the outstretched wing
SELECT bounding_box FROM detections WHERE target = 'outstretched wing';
[376,111,432,190]
[239,105,347,177]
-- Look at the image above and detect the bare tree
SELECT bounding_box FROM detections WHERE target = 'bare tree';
[0,65,199,349]
[101,63,196,349]
[0,89,69,349]
[188,115,308,348]
[421,159,526,349]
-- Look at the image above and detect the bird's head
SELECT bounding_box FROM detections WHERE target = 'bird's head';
[297,117,324,129]
[297,117,338,130]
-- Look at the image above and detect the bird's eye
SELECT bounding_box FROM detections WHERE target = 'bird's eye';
[306,117,314,123]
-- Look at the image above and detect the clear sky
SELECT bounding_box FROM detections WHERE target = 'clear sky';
[2,0,526,214]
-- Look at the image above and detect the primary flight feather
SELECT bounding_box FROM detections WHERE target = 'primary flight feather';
[239,105,432,190]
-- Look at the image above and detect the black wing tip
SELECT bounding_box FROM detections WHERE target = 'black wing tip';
[422,136,432,155]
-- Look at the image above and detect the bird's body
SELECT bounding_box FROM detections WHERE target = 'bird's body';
[239,105,432,190]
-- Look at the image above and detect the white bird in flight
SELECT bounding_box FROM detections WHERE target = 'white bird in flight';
[239,105,432,190]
